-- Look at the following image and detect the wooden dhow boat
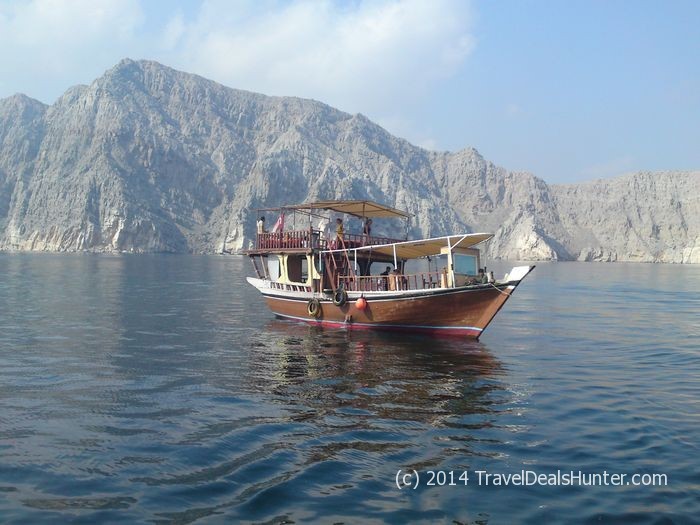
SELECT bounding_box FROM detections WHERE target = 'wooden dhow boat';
[244,200,534,340]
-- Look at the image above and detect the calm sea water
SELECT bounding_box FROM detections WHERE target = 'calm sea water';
[0,254,698,524]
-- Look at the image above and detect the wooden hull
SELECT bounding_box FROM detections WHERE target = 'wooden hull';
[255,282,524,339]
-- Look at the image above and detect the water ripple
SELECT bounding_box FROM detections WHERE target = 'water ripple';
[0,255,698,523]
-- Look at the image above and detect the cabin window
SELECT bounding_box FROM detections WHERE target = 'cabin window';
[301,257,308,282]
[287,255,306,283]
[453,254,477,275]
[268,258,280,280]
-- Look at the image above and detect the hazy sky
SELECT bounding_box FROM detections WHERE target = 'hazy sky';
[1,0,698,183]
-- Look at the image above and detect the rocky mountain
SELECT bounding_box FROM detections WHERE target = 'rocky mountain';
[0,59,698,262]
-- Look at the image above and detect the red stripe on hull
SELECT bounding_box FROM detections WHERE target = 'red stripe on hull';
[273,314,483,338]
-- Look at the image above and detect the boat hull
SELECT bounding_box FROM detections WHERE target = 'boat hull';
[253,278,529,339]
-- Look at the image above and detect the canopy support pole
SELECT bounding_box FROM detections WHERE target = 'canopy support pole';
[447,237,454,287]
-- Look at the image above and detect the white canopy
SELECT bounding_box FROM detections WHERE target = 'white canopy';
[325,233,494,259]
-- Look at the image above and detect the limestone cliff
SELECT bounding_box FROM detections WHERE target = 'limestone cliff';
[0,59,697,262]
[551,172,700,263]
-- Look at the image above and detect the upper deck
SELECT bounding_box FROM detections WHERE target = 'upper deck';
[247,229,403,254]
[245,199,412,256]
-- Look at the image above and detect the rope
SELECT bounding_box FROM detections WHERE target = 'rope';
[488,282,511,296]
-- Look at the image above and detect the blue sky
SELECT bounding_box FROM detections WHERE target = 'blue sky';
[0,0,698,183]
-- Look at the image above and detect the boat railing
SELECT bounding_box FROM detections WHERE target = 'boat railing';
[256,230,402,251]
[256,230,323,250]
[338,270,445,292]
[339,232,402,248]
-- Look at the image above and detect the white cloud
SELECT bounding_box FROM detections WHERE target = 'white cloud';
[0,0,474,147]
[579,155,636,181]
[162,0,474,116]
[505,102,523,117]
[160,9,186,51]
[0,0,144,101]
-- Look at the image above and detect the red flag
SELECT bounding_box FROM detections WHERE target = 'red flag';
[272,213,285,233]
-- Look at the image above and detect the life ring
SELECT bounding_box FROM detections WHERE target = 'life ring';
[307,298,321,318]
[332,289,348,307]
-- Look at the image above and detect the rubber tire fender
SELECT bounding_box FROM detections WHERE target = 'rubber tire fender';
[307,298,322,318]
[332,289,348,307]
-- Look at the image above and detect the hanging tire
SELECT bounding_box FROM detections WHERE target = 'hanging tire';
[307,298,321,318]
[332,289,348,307]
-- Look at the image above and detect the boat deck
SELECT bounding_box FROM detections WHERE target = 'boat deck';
[246,229,403,254]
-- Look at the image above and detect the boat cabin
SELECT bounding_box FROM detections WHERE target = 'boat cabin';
[243,200,493,294]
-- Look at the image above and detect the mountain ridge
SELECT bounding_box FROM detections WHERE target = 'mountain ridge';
[0,58,698,263]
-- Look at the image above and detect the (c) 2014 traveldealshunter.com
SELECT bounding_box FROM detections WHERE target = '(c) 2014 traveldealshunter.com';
[394,469,668,489]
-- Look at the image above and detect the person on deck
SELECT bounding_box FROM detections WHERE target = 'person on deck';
[319,217,331,244]
[362,218,372,242]
[334,218,344,248]
[379,266,391,290]
[256,216,266,234]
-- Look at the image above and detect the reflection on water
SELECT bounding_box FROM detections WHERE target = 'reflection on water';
[247,322,507,463]
[250,320,502,409]
[0,255,698,524]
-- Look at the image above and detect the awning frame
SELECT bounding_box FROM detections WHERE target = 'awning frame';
[258,200,412,219]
